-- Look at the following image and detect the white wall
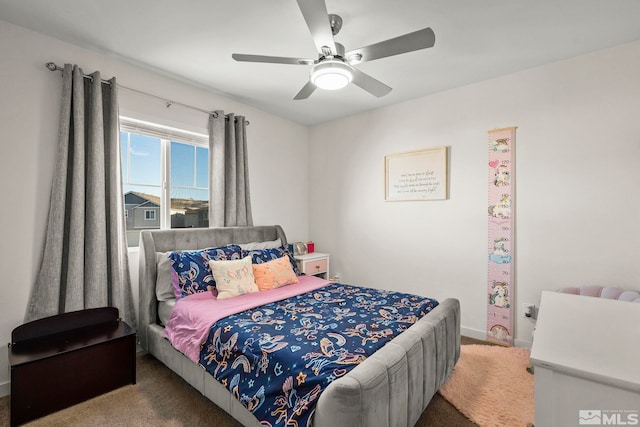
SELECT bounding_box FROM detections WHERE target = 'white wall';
[308,40,640,346]
[2,15,639,398]
[0,20,309,395]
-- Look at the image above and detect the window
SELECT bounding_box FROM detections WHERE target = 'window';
[120,117,209,247]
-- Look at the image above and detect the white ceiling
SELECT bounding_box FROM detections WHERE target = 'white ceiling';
[2,0,640,125]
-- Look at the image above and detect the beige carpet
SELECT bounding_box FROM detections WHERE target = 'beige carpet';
[438,345,534,427]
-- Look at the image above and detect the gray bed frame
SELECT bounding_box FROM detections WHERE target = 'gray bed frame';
[138,225,460,427]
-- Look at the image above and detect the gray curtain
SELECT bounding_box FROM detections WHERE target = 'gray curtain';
[208,110,253,227]
[26,64,135,326]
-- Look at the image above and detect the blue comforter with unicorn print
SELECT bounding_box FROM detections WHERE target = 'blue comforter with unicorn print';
[198,283,439,426]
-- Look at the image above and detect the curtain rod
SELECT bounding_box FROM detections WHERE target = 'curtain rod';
[45,62,249,124]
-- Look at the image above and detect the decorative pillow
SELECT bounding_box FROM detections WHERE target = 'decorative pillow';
[253,256,299,291]
[238,238,282,251]
[169,244,243,298]
[243,245,301,275]
[209,256,259,300]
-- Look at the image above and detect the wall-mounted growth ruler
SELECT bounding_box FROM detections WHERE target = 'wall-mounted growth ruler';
[486,127,516,346]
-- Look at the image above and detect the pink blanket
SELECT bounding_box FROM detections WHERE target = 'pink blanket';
[163,275,330,362]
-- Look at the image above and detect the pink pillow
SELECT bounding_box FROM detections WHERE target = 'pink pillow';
[252,256,299,291]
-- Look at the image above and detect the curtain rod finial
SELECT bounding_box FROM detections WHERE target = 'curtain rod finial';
[46,62,60,72]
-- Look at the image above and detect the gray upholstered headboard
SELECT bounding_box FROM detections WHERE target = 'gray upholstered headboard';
[137,225,287,349]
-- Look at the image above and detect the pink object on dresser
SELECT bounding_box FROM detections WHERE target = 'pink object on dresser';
[556,285,640,302]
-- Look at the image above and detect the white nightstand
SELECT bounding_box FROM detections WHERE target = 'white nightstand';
[294,253,330,279]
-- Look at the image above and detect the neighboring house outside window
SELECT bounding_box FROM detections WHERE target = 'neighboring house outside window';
[124,193,161,230]
[120,117,209,247]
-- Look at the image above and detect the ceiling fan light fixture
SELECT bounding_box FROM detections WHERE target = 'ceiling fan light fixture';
[310,59,353,90]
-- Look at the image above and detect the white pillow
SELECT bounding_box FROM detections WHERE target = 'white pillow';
[238,238,282,250]
[209,256,259,300]
[155,252,175,302]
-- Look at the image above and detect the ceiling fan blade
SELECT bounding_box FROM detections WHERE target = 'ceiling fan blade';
[232,53,314,65]
[346,27,435,64]
[351,69,392,98]
[296,0,337,55]
[293,81,317,100]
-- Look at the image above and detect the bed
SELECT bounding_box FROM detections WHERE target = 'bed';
[138,225,460,427]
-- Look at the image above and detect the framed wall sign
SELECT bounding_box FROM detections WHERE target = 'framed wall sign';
[385,147,448,201]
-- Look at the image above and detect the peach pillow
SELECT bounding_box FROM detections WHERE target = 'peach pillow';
[209,256,259,300]
[252,256,299,291]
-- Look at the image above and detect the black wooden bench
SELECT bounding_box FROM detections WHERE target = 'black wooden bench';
[8,307,136,426]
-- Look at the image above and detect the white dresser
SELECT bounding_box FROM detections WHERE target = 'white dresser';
[530,291,640,427]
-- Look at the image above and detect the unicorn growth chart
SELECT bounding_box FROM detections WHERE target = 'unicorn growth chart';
[487,127,516,346]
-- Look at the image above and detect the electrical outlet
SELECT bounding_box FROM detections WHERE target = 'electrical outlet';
[521,303,536,319]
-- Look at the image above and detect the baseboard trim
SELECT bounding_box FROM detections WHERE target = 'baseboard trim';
[0,380,9,398]
[514,338,532,349]
[461,326,532,348]
[460,326,486,341]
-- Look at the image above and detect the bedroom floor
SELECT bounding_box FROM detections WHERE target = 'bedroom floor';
[0,336,489,427]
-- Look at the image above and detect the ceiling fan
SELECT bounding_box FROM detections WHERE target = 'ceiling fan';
[232,0,435,100]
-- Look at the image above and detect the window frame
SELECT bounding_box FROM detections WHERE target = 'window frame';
[120,116,209,242]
